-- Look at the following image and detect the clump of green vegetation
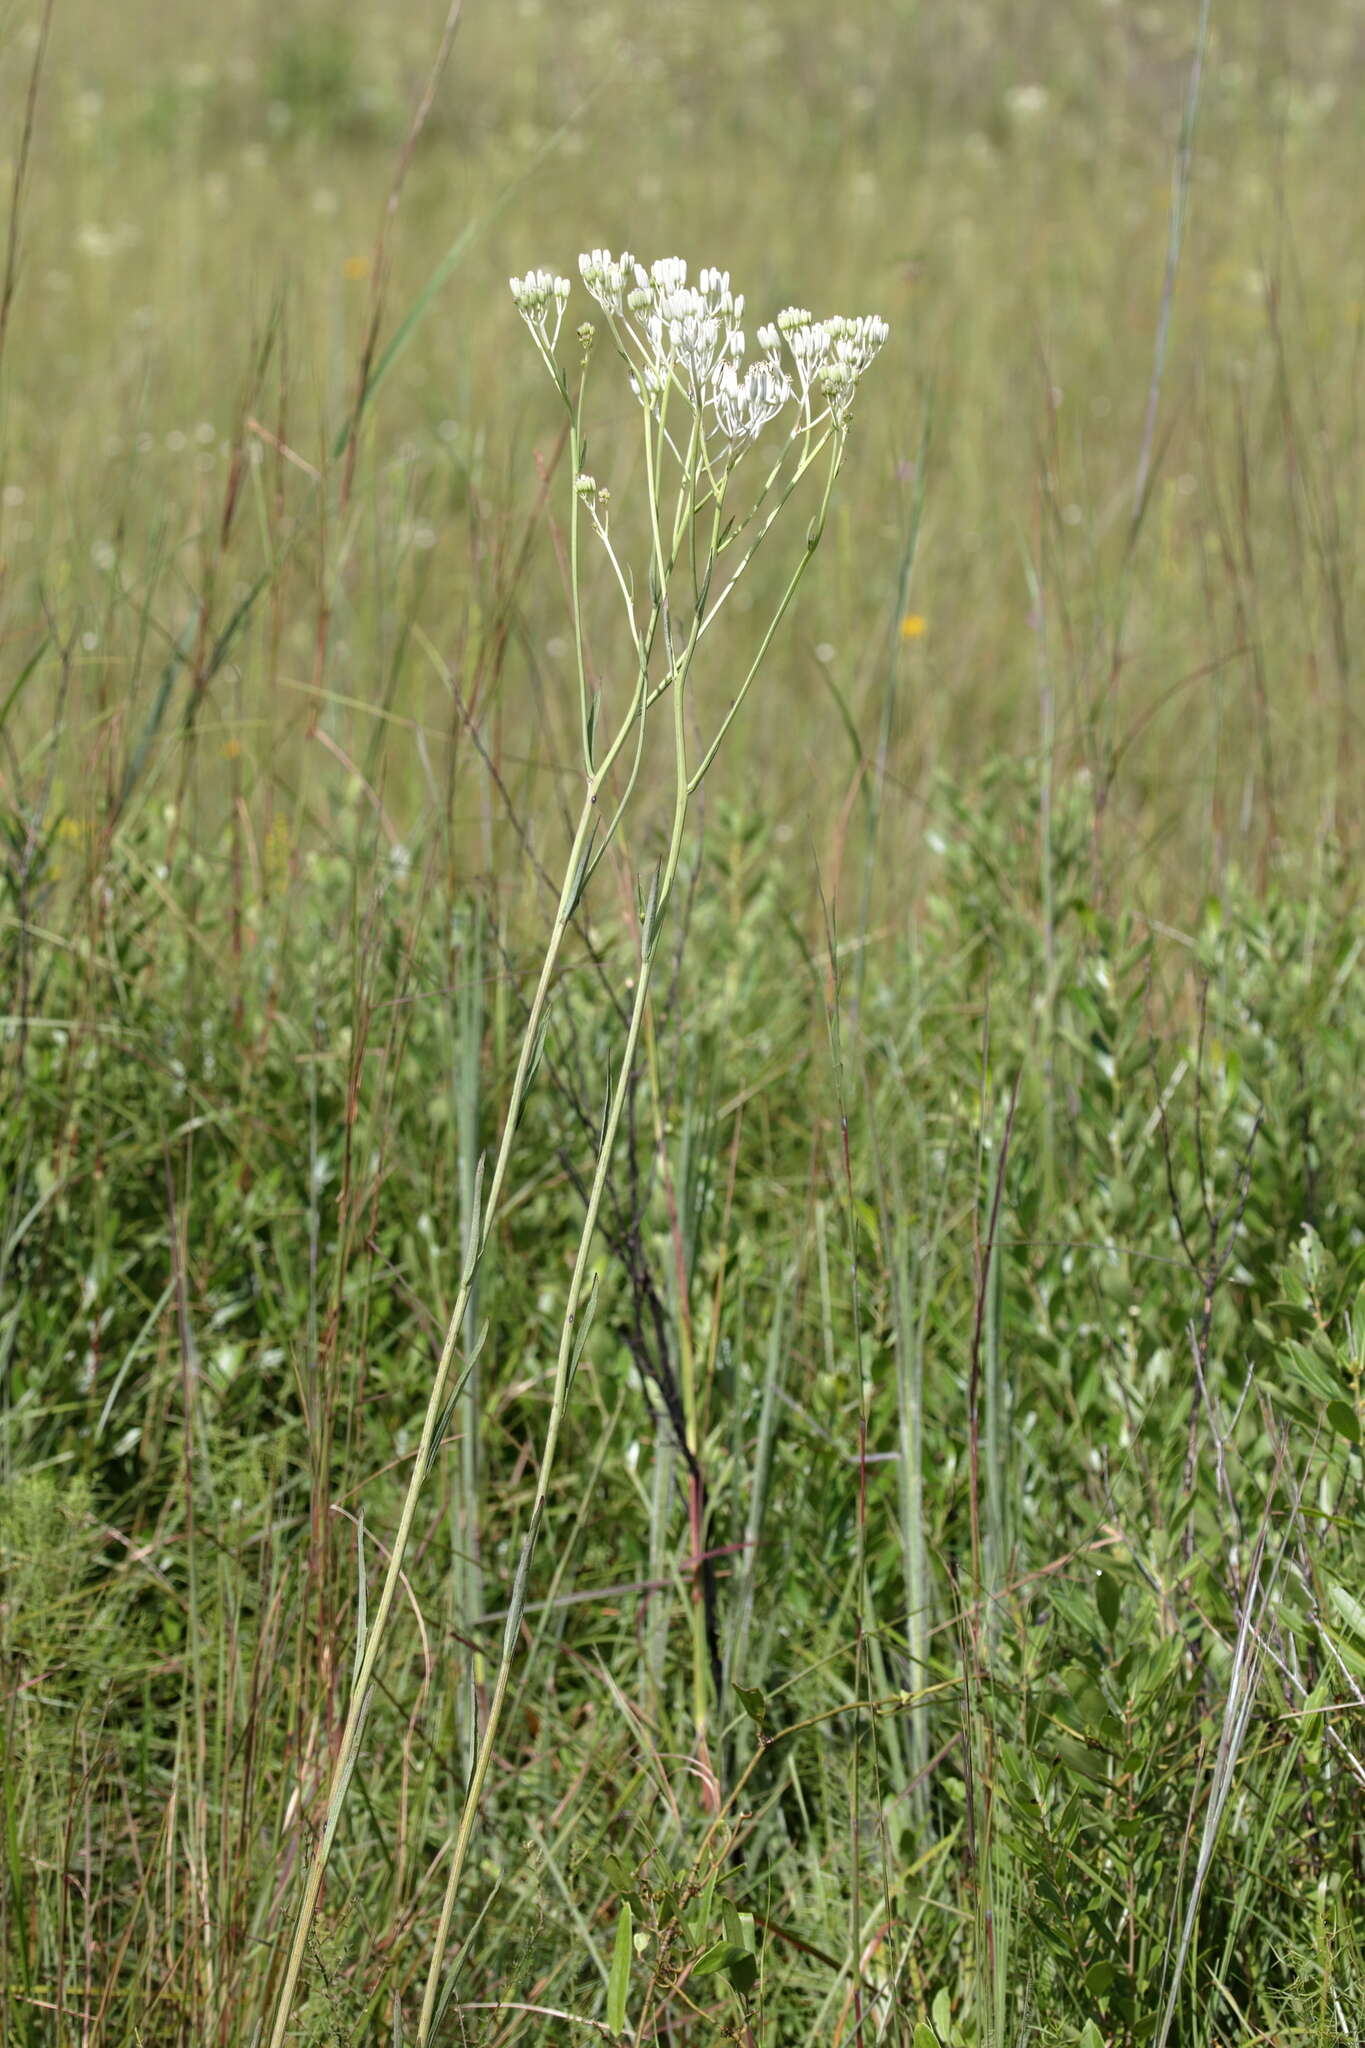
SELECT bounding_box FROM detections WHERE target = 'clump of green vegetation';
[1,2,1363,2045]
[4,768,1362,2045]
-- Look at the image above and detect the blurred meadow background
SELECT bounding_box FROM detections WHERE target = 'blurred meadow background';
[2,1,1364,2043]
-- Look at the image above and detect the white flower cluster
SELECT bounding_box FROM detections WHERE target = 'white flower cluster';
[755,308,892,423]
[712,358,790,444]
[512,252,888,448]
[509,268,571,354]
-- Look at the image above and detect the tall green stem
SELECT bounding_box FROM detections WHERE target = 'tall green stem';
[266,638,658,2047]
[264,796,595,2048]
[417,736,697,2045]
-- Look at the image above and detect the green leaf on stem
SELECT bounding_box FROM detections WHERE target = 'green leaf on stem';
[606,1900,632,2035]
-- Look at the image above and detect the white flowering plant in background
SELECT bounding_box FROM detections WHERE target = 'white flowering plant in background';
[270,254,886,2048]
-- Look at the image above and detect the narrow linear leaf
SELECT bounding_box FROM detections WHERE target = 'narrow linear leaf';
[563,823,598,923]
[430,1873,505,2035]
[351,1508,368,1692]
[460,1153,487,1286]
[424,1322,488,1480]
[640,860,664,961]
[606,1900,632,2036]
[333,101,591,453]
[599,1055,614,1154]
[119,615,196,808]
[520,999,555,1120]
[567,1273,600,1397]
[691,1866,717,1945]
[500,1497,544,1665]
[206,567,271,680]
[0,635,47,731]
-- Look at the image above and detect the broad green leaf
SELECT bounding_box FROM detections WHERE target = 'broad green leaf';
[1280,1338,1344,1404]
[725,1950,758,1995]
[1095,1568,1121,1635]
[692,1938,747,1980]
[1327,1399,1360,1445]
[1329,1583,1365,1641]
[734,1682,767,1729]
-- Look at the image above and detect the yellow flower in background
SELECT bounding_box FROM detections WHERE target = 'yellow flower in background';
[900,613,926,641]
[342,255,369,282]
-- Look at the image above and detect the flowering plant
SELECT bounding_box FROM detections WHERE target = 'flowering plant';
[506,253,886,820]
[269,255,886,2048]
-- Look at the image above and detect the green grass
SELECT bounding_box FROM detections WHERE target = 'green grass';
[2,3,1364,2044]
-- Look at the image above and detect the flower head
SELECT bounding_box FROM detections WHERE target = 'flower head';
[510,269,571,355]
[634,255,688,304]
[640,266,747,400]
[825,314,890,380]
[710,358,793,446]
[578,248,635,315]
[785,319,833,400]
[769,311,890,421]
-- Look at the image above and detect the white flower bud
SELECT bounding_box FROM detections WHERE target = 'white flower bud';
[650,256,688,295]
